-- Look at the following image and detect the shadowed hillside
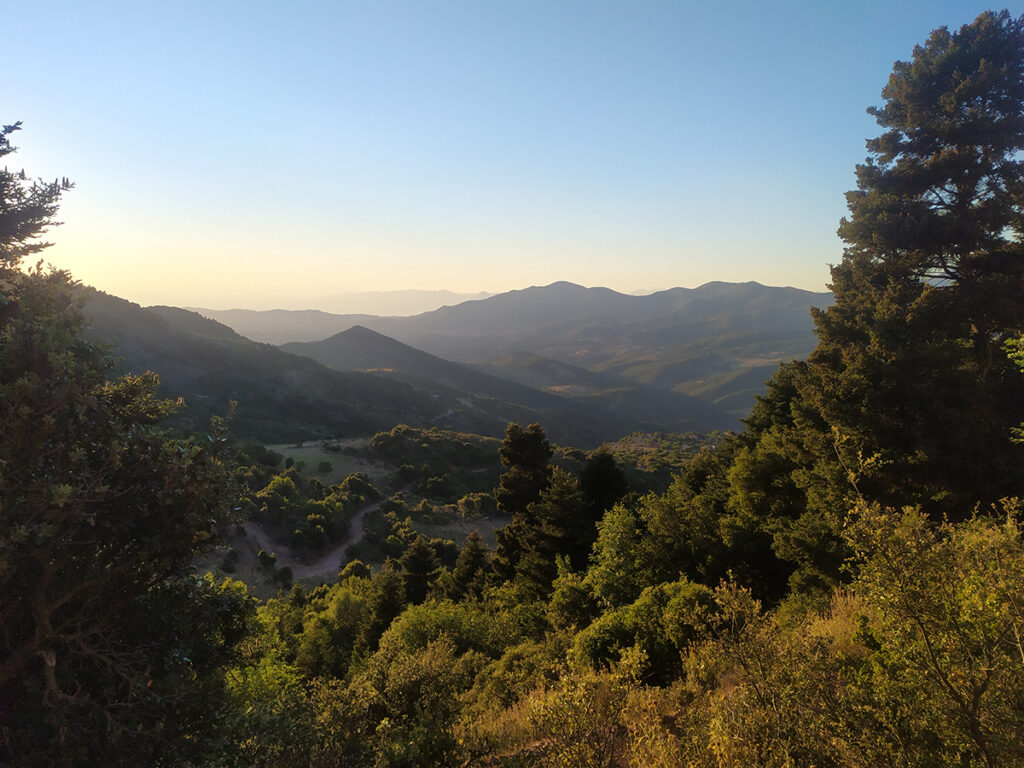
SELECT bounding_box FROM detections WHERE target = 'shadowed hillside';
[282,325,740,435]
[81,290,736,444]
[82,290,447,442]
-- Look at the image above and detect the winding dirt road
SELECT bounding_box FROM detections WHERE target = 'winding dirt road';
[242,493,392,581]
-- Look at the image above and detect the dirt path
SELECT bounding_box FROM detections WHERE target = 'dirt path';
[242,494,392,581]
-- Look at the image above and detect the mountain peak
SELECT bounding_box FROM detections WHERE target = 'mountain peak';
[538,280,585,290]
[342,324,382,337]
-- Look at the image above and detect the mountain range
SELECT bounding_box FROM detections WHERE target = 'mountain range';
[78,280,831,445]
[198,281,832,418]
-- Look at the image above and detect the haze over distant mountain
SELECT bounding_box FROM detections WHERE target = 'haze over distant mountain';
[190,289,493,322]
[82,291,448,442]
[281,326,562,411]
[309,289,493,315]
[197,281,832,417]
[198,281,829,349]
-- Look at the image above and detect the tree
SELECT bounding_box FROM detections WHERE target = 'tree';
[0,124,251,766]
[354,564,408,659]
[737,10,1024,573]
[400,534,442,604]
[1011,334,1024,443]
[579,448,628,527]
[494,422,553,517]
[843,504,1024,766]
[0,121,68,270]
[517,467,591,592]
[804,10,1024,514]
[449,530,489,601]
[491,422,553,581]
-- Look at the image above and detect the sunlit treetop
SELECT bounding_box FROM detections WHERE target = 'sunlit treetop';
[839,9,1024,284]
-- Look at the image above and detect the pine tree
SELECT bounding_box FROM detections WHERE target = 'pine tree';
[0,124,251,765]
[449,530,489,600]
[808,10,1024,514]
[751,11,1024,524]
[579,448,628,523]
[491,423,553,582]
[494,422,553,517]
[400,535,441,605]
[0,122,68,270]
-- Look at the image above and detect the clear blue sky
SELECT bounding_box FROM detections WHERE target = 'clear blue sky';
[7,1,1017,308]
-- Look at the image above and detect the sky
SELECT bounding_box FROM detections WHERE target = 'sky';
[7,0,1019,309]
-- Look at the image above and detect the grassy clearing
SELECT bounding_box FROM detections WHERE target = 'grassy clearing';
[267,439,392,486]
[196,527,288,601]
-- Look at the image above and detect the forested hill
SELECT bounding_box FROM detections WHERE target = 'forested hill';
[80,288,448,441]
[281,325,739,433]
[281,325,569,411]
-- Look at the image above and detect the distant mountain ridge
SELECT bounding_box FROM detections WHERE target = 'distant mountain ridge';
[81,289,736,445]
[189,289,493,319]
[196,280,832,418]
[195,280,830,350]
[81,290,447,442]
[281,326,564,411]
[309,288,493,315]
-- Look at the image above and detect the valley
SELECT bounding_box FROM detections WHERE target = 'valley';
[91,279,830,449]
[8,8,1024,766]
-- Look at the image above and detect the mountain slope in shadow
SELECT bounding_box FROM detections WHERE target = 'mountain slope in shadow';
[283,325,740,434]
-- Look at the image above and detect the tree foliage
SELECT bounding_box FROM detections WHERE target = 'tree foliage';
[0,122,69,270]
[802,9,1024,514]
[0,125,251,767]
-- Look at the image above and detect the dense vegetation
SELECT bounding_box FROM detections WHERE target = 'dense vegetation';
[3,10,1024,767]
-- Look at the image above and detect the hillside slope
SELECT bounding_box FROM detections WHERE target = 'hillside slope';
[82,290,455,441]
[83,290,734,445]
[282,325,740,435]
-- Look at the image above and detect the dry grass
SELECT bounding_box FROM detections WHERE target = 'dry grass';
[805,587,873,659]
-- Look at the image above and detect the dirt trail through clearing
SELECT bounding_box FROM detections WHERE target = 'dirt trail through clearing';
[243,493,392,581]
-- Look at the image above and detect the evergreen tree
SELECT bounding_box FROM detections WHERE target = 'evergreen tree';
[800,10,1024,515]
[354,564,406,657]
[579,448,628,523]
[449,530,489,601]
[521,467,591,578]
[738,11,1024,589]
[494,422,553,517]
[1011,335,1024,443]
[0,124,251,766]
[491,423,553,581]
[0,121,67,270]
[400,534,441,605]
